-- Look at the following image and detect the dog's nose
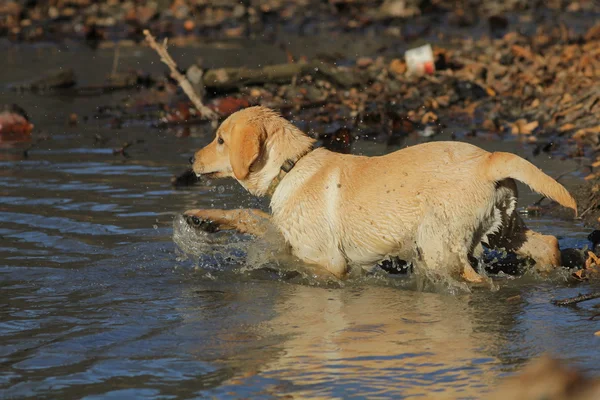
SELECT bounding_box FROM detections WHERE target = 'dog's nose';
[185,215,201,226]
[189,156,195,165]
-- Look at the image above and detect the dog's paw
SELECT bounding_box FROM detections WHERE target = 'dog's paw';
[183,212,220,233]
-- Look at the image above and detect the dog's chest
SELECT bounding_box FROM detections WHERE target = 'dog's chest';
[270,167,344,258]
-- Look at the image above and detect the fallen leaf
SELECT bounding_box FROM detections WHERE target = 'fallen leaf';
[560,93,573,104]
[463,101,480,118]
[421,111,438,124]
[0,111,34,135]
[389,59,407,75]
[512,44,534,60]
[483,119,498,132]
[506,295,522,303]
[208,97,251,116]
[526,136,538,143]
[585,22,600,42]
[435,95,450,107]
[559,123,576,132]
[357,57,373,68]
[573,126,600,141]
[585,251,600,269]
[511,119,539,135]
[573,269,587,281]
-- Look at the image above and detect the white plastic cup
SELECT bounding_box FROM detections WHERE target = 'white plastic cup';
[405,44,435,75]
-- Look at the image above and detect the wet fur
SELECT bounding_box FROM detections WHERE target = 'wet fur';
[185,106,577,282]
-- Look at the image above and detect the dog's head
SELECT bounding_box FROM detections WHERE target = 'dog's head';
[190,106,315,196]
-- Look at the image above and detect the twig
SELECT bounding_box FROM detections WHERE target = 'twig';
[552,292,600,306]
[579,199,598,219]
[143,30,218,121]
[111,43,120,76]
[113,142,132,158]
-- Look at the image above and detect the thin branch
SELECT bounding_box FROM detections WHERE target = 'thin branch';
[143,30,218,121]
[551,292,600,306]
[579,199,598,219]
[111,43,120,76]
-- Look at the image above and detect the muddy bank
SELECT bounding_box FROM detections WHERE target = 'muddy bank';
[573,179,600,227]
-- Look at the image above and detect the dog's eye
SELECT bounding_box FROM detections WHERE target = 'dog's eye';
[218,137,224,145]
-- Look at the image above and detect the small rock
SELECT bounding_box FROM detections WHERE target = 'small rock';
[67,113,78,126]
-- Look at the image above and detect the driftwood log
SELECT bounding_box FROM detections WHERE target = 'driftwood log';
[11,68,76,91]
[202,62,365,90]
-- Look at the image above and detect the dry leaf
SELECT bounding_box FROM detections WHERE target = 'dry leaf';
[463,101,480,117]
[506,295,522,303]
[512,44,534,60]
[573,269,587,281]
[421,111,438,124]
[559,123,576,132]
[483,119,498,132]
[526,136,538,143]
[585,251,600,269]
[357,57,373,68]
[573,126,600,141]
[585,22,600,42]
[435,95,450,107]
[511,119,539,135]
[389,59,406,75]
[560,93,573,104]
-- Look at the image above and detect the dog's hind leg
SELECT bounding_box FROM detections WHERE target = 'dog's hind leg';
[416,224,484,283]
[183,208,272,237]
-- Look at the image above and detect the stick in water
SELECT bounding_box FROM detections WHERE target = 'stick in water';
[143,30,218,121]
[552,292,600,306]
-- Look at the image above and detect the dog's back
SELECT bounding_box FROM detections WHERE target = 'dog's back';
[271,141,574,277]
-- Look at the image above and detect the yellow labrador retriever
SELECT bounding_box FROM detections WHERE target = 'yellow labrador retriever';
[184,106,577,282]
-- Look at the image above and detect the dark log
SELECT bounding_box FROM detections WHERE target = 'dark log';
[202,62,364,90]
[11,68,76,91]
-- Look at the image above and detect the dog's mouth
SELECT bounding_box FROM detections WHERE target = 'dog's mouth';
[196,171,225,179]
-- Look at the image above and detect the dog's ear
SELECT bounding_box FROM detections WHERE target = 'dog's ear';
[229,123,265,180]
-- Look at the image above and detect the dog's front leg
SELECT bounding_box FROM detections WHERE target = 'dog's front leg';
[183,208,272,237]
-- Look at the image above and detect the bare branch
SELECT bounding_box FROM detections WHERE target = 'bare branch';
[143,30,218,121]
[552,292,600,306]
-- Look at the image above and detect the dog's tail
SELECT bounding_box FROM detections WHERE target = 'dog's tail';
[485,152,577,216]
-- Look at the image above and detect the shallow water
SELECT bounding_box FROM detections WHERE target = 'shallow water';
[2,44,600,399]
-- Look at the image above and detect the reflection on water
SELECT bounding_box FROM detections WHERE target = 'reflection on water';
[251,286,504,399]
[2,46,600,399]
